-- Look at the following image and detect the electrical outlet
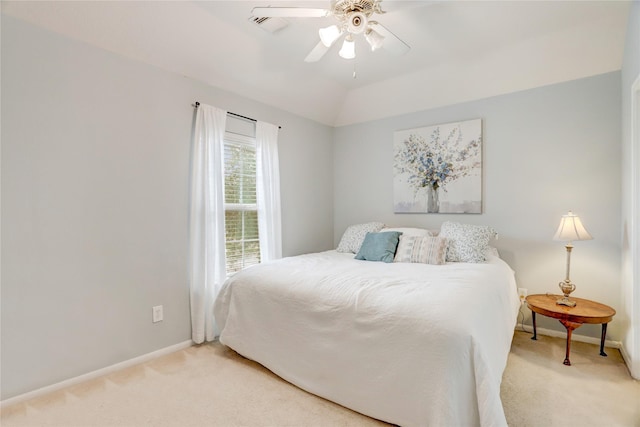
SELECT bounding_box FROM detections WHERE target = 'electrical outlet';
[518,288,528,304]
[152,305,163,323]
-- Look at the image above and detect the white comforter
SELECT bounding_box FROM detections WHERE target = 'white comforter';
[214,250,520,427]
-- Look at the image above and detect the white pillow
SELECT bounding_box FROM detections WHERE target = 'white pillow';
[439,221,497,263]
[394,235,448,265]
[336,222,385,253]
[382,227,434,237]
[486,246,500,258]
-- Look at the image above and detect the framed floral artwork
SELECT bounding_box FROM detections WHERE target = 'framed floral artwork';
[393,119,482,213]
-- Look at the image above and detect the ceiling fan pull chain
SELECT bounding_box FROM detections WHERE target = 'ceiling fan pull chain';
[353,63,357,79]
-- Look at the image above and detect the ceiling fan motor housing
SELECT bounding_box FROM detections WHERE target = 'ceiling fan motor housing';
[331,0,380,17]
[331,0,382,36]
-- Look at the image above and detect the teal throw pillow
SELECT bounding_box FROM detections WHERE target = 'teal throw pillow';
[354,231,403,263]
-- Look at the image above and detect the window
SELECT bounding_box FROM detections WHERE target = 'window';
[224,133,260,275]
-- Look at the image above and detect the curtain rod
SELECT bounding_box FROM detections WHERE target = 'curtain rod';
[193,102,281,129]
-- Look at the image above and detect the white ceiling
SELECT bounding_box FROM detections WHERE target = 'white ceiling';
[2,0,631,126]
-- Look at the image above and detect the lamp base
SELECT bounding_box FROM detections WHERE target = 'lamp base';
[556,295,576,307]
[557,280,577,307]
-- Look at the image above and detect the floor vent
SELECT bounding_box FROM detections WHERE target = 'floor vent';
[249,16,289,33]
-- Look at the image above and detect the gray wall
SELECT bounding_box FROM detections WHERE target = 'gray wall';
[621,0,640,378]
[1,9,631,399]
[334,72,622,339]
[1,16,334,399]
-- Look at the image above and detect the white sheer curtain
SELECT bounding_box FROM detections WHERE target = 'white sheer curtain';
[256,121,282,261]
[189,104,227,344]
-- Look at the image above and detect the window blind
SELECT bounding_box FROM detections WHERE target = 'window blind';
[224,134,261,275]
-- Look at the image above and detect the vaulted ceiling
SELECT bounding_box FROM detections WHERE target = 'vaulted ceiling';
[2,1,631,126]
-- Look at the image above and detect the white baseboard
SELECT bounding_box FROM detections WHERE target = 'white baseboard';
[619,343,640,380]
[515,325,621,349]
[1,340,193,409]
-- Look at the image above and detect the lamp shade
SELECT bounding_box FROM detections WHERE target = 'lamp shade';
[365,28,384,51]
[319,25,342,47]
[339,35,356,59]
[553,211,593,242]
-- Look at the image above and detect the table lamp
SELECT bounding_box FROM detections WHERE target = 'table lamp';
[553,211,593,307]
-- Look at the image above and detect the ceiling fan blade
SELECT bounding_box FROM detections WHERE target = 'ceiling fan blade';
[251,7,330,18]
[304,40,330,63]
[370,22,410,55]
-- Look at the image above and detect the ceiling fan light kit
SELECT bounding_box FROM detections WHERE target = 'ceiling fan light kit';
[364,27,384,51]
[252,0,409,62]
[339,35,356,59]
[319,24,343,47]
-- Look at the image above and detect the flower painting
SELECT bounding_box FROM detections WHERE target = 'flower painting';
[393,119,482,213]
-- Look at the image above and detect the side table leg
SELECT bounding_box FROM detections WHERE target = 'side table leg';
[600,323,608,357]
[559,320,582,366]
[531,311,537,340]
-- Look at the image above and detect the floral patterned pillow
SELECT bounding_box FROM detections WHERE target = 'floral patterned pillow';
[439,221,497,263]
[336,222,385,253]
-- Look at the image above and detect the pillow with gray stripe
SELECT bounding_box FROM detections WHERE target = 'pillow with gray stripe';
[394,235,448,265]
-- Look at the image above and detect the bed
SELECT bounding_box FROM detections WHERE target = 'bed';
[214,226,520,427]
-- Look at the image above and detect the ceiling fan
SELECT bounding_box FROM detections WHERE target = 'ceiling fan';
[252,0,410,62]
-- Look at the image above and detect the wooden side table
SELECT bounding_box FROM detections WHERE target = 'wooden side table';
[525,294,616,366]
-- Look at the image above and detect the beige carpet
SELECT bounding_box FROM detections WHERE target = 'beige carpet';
[2,331,639,426]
